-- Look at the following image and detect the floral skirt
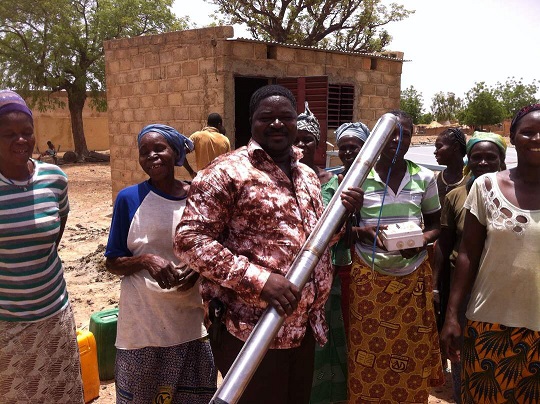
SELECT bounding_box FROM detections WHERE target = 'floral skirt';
[461,320,540,404]
[347,254,444,403]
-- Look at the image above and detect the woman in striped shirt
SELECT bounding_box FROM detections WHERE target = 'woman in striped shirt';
[0,90,83,403]
[347,110,444,403]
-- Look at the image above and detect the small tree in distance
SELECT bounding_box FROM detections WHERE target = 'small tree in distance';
[460,82,505,131]
[400,86,425,124]
[207,0,413,52]
[430,92,463,123]
[494,77,539,119]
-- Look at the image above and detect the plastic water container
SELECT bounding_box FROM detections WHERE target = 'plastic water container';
[77,330,100,403]
[89,308,119,380]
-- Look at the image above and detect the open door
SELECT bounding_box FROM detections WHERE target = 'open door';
[234,77,270,149]
[277,76,328,167]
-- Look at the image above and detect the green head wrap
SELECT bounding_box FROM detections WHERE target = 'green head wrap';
[466,131,507,157]
[463,131,507,176]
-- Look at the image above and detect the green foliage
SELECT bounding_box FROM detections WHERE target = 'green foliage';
[461,82,505,129]
[418,112,433,125]
[494,77,539,119]
[0,0,185,157]
[207,0,413,52]
[430,92,463,122]
[400,86,424,124]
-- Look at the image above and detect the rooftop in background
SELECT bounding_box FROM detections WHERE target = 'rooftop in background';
[232,37,406,62]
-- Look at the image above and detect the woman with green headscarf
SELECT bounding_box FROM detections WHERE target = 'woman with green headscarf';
[441,105,540,403]
[433,131,506,403]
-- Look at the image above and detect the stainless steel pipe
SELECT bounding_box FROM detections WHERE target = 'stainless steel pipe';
[210,113,398,404]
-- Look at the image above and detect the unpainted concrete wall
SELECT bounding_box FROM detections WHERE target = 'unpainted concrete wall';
[104,26,403,198]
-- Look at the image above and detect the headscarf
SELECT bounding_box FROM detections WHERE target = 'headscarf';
[137,124,194,166]
[335,122,370,144]
[296,102,320,142]
[0,90,33,119]
[510,103,540,136]
[466,131,507,157]
[463,131,507,176]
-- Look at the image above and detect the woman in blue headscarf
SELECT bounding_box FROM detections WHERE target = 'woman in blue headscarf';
[335,121,370,180]
[105,124,216,404]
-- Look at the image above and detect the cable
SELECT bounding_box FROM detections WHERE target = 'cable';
[370,122,403,270]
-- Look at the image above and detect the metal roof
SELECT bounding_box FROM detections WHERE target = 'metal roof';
[231,37,407,62]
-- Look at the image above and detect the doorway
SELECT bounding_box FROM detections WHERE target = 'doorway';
[234,77,270,148]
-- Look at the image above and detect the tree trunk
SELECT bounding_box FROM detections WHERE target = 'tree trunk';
[67,87,90,161]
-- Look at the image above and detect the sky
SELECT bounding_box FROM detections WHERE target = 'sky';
[172,0,540,111]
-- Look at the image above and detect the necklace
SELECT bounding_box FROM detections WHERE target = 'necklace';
[0,160,35,191]
[440,169,465,191]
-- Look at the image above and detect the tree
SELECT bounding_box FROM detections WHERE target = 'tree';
[418,112,433,125]
[400,86,424,124]
[208,0,413,52]
[0,0,186,160]
[430,91,463,123]
[494,77,539,119]
[460,82,505,130]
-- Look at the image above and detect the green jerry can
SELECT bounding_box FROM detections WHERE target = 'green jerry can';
[89,307,119,380]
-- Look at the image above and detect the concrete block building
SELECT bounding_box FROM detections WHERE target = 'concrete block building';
[104,26,404,197]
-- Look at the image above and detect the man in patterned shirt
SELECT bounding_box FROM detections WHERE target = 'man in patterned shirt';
[174,85,363,403]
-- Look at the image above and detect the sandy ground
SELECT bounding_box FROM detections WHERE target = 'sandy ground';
[61,145,456,403]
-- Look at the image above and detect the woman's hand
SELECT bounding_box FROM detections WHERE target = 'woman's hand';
[399,246,425,259]
[353,225,387,249]
[145,255,181,289]
[440,316,462,363]
[175,266,200,291]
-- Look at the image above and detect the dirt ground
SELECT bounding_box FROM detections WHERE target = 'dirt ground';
[61,141,456,402]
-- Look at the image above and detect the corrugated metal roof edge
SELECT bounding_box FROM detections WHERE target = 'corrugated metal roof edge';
[230,37,410,62]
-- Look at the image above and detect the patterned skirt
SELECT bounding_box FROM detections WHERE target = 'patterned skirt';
[347,253,444,403]
[461,320,540,404]
[0,304,84,404]
[115,338,217,404]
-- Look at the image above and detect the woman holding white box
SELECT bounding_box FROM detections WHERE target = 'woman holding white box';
[347,110,443,403]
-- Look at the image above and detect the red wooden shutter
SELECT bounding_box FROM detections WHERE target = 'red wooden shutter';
[277,76,328,167]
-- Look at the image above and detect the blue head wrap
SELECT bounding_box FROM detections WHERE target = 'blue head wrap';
[335,122,370,144]
[0,90,33,120]
[137,124,193,166]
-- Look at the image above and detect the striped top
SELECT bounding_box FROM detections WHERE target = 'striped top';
[356,160,440,276]
[0,160,70,322]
